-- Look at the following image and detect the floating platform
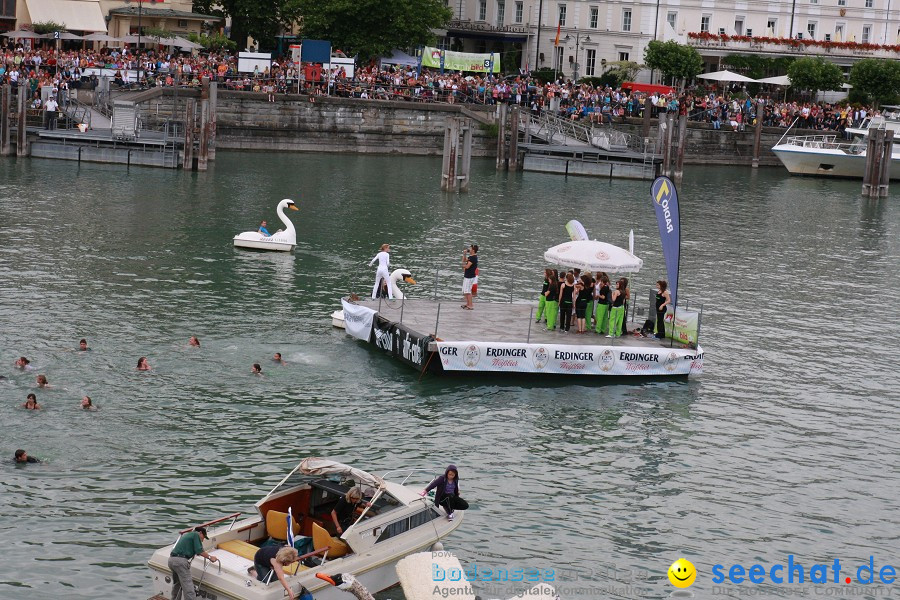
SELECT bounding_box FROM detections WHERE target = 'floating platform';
[29,128,180,168]
[521,143,660,180]
[339,298,703,378]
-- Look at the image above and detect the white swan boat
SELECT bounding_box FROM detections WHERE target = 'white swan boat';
[331,269,416,329]
[147,458,462,600]
[771,109,900,179]
[233,199,299,252]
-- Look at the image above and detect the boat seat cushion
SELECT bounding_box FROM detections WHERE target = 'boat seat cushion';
[266,510,301,541]
[311,522,350,558]
[217,539,308,575]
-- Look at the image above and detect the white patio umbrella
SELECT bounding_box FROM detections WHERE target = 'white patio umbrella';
[697,69,758,83]
[544,240,643,273]
[52,31,84,40]
[2,30,46,39]
[83,33,121,42]
[172,36,202,50]
[756,75,791,86]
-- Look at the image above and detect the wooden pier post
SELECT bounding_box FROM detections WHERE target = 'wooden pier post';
[665,112,676,178]
[183,98,196,170]
[441,117,459,191]
[752,100,764,168]
[208,81,217,161]
[862,127,887,198]
[496,103,507,170]
[0,84,10,157]
[641,94,652,139]
[197,77,210,171]
[508,106,520,171]
[659,112,671,175]
[674,112,687,183]
[460,118,473,192]
[878,129,894,197]
[16,80,27,157]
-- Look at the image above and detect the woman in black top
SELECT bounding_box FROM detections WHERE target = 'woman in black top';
[608,278,626,338]
[558,272,575,332]
[536,268,552,323]
[545,274,560,330]
[655,280,671,339]
[331,487,368,536]
[594,274,611,335]
[574,275,593,333]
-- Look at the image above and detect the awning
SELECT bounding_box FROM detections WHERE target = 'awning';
[621,82,675,95]
[25,0,107,33]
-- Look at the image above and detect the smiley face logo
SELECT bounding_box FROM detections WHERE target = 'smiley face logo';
[668,558,697,588]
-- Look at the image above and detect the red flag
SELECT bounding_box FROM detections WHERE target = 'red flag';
[554,21,561,46]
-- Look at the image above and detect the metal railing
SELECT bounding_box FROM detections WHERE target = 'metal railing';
[781,134,867,154]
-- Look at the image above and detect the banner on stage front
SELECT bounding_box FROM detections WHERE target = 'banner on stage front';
[341,300,376,342]
[421,47,500,73]
[667,308,699,346]
[435,341,702,376]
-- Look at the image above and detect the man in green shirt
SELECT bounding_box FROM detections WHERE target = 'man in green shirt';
[168,527,218,600]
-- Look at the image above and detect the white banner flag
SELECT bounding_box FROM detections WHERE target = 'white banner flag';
[341,300,376,342]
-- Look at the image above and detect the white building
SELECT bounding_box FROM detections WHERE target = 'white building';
[440,0,900,79]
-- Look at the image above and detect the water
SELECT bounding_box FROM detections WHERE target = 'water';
[0,154,898,600]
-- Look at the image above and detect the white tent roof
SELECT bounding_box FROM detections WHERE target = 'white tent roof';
[544,240,643,273]
[380,48,418,67]
[697,69,757,83]
[25,0,107,32]
[756,75,791,86]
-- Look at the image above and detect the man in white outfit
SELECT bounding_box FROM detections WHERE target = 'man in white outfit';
[369,244,392,299]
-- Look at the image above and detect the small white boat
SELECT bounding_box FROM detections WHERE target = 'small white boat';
[234,199,299,252]
[331,269,416,329]
[147,458,462,600]
[772,110,900,179]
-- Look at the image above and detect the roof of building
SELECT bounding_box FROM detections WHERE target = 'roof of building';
[108,6,223,21]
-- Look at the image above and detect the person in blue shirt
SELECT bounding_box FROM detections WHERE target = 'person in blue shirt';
[258,220,271,236]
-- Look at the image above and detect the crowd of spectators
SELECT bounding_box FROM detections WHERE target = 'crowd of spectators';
[0,40,876,133]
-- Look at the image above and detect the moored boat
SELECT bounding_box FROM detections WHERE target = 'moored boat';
[147,458,462,600]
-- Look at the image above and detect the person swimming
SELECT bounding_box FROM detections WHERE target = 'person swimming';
[78,339,90,351]
[272,352,285,365]
[189,336,200,347]
[81,396,98,411]
[252,363,263,375]
[36,374,50,388]
[22,393,41,410]
[137,357,151,371]
[15,356,31,370]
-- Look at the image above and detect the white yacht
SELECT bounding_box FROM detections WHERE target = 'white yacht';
[147,458,462,600]
[771,108,900,179]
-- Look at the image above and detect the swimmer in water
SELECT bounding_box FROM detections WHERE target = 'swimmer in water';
[15,356,30,369]
[137,357,151,371]
[22,393,41,410]
[81,396,98,411]
[189,336,200,347]
[79,339,89,351]
[14,449,41,464]
[36,374,50,388]
[273,352,285,365]
[252,363,263,375]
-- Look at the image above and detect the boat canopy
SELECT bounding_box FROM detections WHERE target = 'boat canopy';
[298,457,386,490]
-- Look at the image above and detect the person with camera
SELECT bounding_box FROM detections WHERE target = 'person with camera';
[461,245,478,310]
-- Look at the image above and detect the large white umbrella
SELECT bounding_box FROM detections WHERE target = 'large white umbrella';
[697,69,757,83]
[757,75,791,86]
[2,30,46,39]
[172,36,202,50]
[51,31,84,40]
[83,33,121,42]
[544,240,643,273]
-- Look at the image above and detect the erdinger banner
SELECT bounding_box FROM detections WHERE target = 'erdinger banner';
[435,341,703,376]
[341,300,376,342]
[651,176,681,305]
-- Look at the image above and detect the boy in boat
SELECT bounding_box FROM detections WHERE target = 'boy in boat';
[259,220,271,236]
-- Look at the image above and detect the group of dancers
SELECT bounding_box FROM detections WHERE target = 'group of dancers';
[537,268,671,339]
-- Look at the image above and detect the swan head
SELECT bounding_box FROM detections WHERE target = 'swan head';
[280,199,299,212]
[392,268,416,285]
[315,573,356,590]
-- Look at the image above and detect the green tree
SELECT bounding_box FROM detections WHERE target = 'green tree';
[193,0,302,51]
[600,60,643,87]
[643,40,703,85]
[849,58,900,107]
[296,0,452,61]
[188,32,238,53]
[786,57,843,95]
[31,21,65,34]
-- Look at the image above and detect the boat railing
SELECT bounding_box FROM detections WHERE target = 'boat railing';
[177,512,242,535]
[781,134,867,154]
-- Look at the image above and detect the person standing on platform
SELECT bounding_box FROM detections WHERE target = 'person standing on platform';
[44,94,59,130]
[544,273,559,331]
[608,278,626,338]
[594,274,611,335]
[558,272,575,332]
[369,244,392,300]
[574,275,592,334]
[536,268,551,323]
[618,277,631,336]
[655,280,672,339]
[168,527,218,600]
[461,245,478,310]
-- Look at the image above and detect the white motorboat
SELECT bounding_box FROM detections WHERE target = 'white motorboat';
[147,458,462,600]
[771,109,900,179]
[331,269,416,329]
[234,199,299,252]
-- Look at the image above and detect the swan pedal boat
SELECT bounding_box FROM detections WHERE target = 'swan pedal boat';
[331,269,416,329]
[147,457,462,600]
[233,199,299,252]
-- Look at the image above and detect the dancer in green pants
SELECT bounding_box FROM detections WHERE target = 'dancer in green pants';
[535,269,551,322]
[608,278,626,337]
[544,273,560,331]
[594,274,611,334]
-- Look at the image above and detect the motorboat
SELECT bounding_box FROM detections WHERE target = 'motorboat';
[146,458,462,600]
[331,269,416,329]
[771,108,900,179]
[233,199,299,252]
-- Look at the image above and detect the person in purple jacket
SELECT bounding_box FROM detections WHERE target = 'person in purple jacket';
[421,464,469,521]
